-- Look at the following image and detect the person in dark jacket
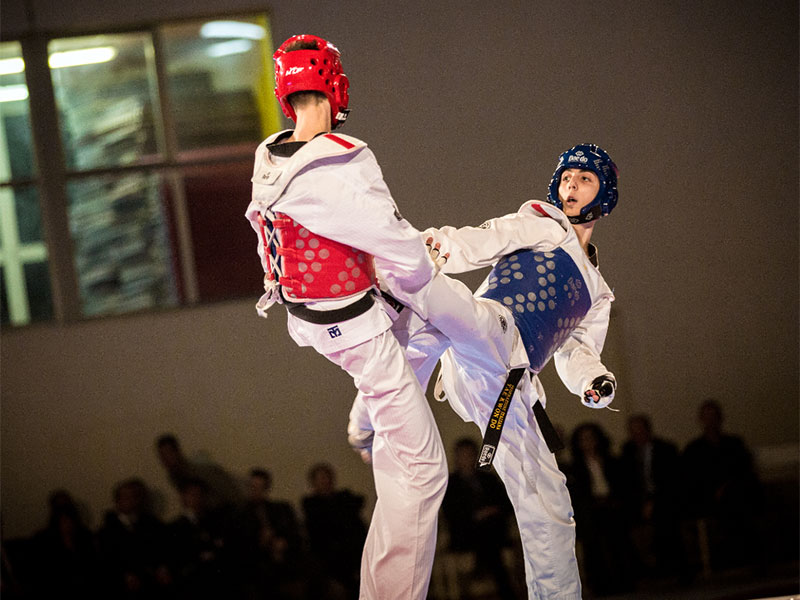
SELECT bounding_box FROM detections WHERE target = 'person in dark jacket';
[566,423,635,596]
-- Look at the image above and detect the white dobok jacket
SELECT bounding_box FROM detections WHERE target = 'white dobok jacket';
[246,130,436,353]
[425,199,615,405]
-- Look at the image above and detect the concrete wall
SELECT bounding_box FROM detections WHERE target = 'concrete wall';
[2,0,798,538]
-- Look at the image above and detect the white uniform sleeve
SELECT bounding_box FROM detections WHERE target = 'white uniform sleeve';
[275,148,435,315]
[422,210,569,274]
[553,295,614,397]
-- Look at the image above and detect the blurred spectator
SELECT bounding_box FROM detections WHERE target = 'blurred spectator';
[167,478,229,599]
[620,414,686,581]
[1,523,25,600]
[552,422,571,474]
[681,399,764,571]
[302,462,368,600]
[27,489,102,599]
[229,468,306,600]
[566,423,635,596]
[155,434,242,515]
[97,478,172,598]
[441,438,516,600]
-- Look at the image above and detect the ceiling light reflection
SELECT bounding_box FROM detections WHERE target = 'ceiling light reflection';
[206,40,254,58]
[48,47,117,69]
[0,58,25,76]
[200,21,266,40]
[0,84,29,102]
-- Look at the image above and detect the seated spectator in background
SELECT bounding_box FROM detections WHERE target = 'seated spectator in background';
[441,438,516,600]
[167,478,229,600]
[566,422,635,597]
[620,414,686,581]
[229,468,306,600]
[681,399,764,571]
[155,434,242,515]
[1,521,25,599]
[28,489,101,599]
[302,462,368,600]
[97,478,172,599]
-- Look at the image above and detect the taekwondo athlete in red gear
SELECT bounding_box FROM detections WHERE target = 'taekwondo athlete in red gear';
[245,35,447,600]
[349,145,620,600]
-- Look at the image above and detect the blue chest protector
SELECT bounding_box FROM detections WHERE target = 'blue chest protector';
[481,248,591,373]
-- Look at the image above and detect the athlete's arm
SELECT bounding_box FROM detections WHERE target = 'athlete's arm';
[553,296,615,405]
[422,202,570,274]
[278,149,435,314]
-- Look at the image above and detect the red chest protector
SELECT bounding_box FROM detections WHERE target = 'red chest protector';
[256,211,376,302]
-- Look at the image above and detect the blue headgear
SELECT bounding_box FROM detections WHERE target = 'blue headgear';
[546,144,619,224]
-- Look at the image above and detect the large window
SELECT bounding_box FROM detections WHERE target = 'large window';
[1,15,280,326]
[50,33,163,171]
[0,41,53,326]
[161,16,274,157]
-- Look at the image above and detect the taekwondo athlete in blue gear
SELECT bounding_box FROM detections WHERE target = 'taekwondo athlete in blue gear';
[349,143,620,600]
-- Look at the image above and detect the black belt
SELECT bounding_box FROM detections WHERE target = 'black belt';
[477,369,564,471]
[285,293,375,324]
[378,290,405,314]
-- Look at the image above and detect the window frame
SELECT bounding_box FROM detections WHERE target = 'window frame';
[2,11,278,327]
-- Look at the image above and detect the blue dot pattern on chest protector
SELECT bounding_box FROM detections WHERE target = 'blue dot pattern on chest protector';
[480,247,592,373]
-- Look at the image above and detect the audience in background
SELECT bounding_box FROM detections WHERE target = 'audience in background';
[302,462,368,600]
[566,422,636,596]
[0,409,787,599]
[681,399,764,572]
[155,433,243,516]
[619,414,687,582]
[27,490,101,599]
[97,478,171,598]
[230,468,306,600]
[441,437,516,600]
[167,478,229,599]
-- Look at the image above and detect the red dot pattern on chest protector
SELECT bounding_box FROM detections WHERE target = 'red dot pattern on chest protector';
[270,213,376,300]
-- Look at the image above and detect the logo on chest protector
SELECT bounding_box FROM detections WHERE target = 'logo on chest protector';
[498,314,508,334]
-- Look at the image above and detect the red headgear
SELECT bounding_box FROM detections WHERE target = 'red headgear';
[273,34,350,129]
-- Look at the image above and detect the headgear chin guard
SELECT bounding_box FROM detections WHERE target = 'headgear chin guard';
[546,144,619,224]
[273,34,350,129]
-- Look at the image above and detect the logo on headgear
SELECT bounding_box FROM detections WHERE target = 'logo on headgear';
[568,151,588,164]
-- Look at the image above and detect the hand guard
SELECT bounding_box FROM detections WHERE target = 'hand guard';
[347,428,374,465]
[425,237,449,272]
[582,374,616,409]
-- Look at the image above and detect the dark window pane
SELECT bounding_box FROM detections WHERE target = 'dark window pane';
[67,173,178,317]
[49,34,163,171]
[24,261,53,321]
[182,162,262,302]
[0,266,8,325]
[14,185,43,244]
[161,16,280,159]
[0,186,50,326]
[0,41,36,181]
